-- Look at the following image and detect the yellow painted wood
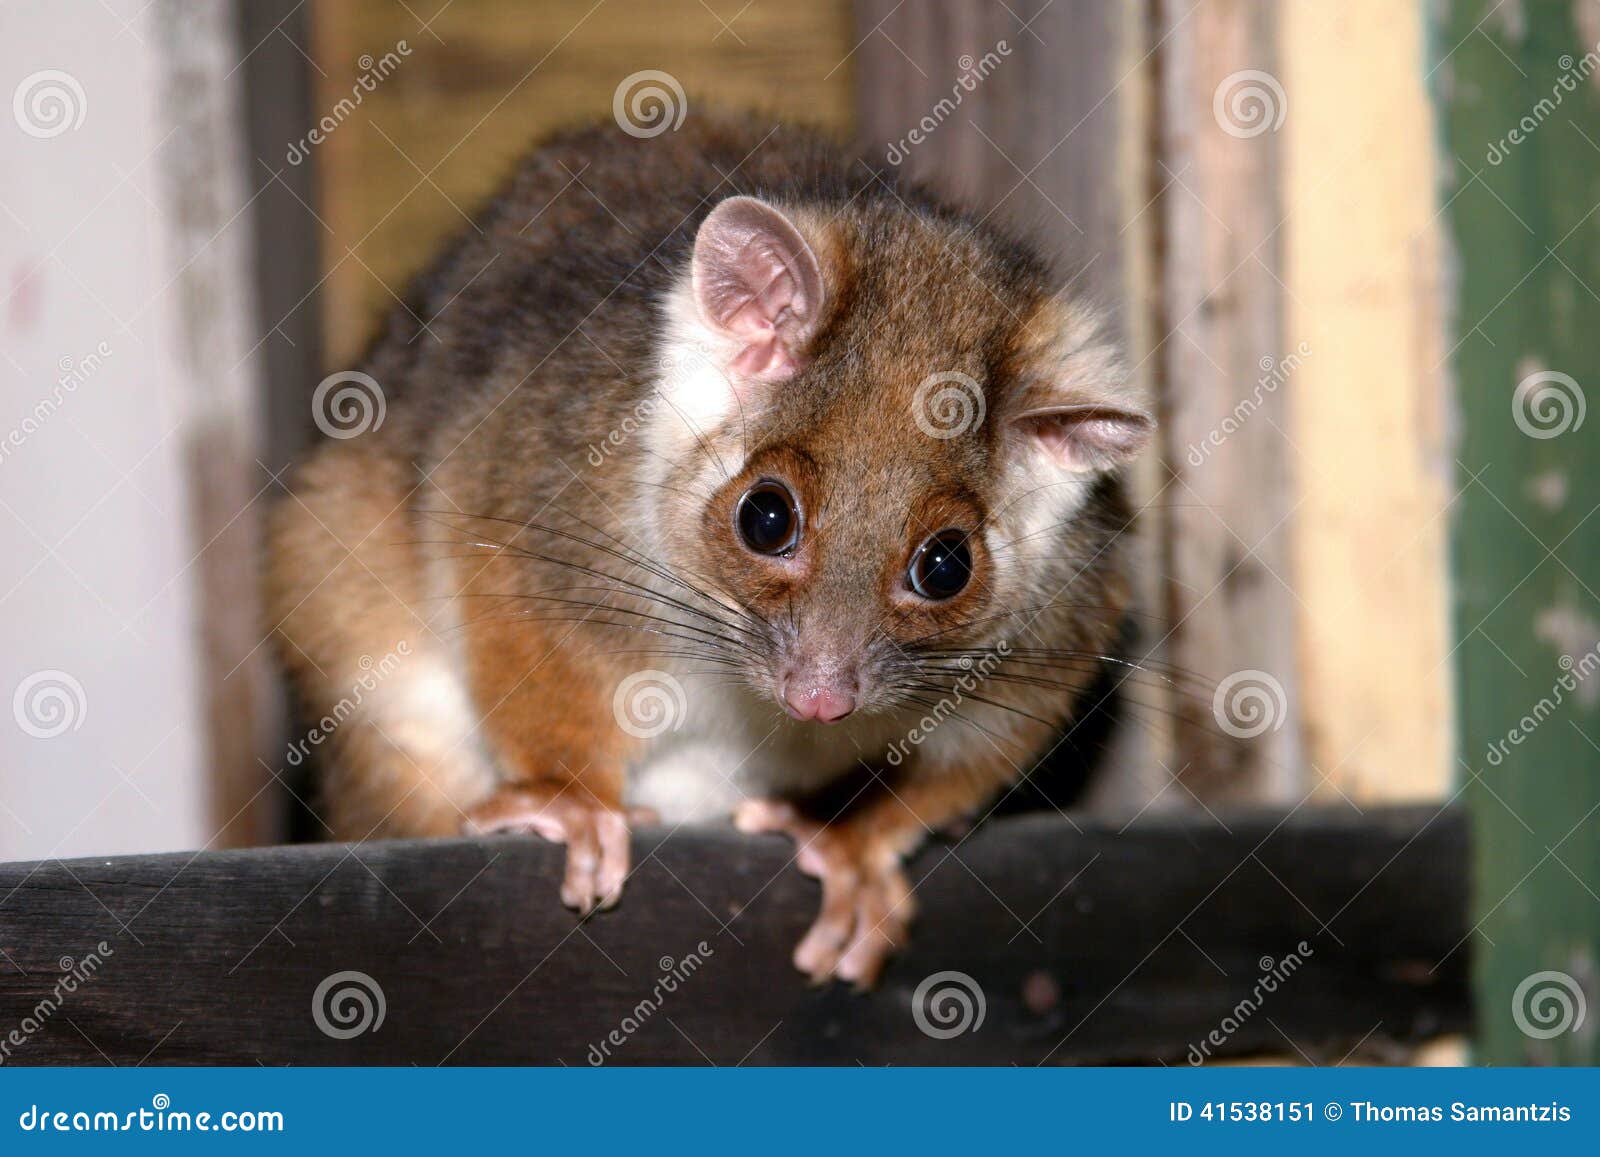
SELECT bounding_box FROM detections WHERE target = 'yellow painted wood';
[1281,0,1454,801]
[310,0,856,365]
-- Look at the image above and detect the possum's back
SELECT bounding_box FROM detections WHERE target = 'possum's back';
[362,114,884,437]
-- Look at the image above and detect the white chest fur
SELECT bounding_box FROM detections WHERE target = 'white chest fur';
[622,677,917,824]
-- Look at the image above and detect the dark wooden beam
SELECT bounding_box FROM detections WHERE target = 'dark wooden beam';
[0,807,1467,1065]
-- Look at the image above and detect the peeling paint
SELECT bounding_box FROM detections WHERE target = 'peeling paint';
[1493,0,1528,46]
[1528,470,1569,510]
[1535,602,1600,708]
[1577,1,1600,90]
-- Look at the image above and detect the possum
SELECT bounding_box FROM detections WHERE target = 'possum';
[266,111,1152,986]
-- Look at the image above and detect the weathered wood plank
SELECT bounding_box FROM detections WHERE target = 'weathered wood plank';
[312,0,856,366]
[0,808,1468,1065]
[1153,0,1302,801]
[1436,0,1600,1066]
[1280,0,1455,804]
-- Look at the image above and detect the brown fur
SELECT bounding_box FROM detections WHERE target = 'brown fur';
[266,111,1147,983]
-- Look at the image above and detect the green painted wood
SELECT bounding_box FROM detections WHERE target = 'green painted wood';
[1436,0,1600,1065]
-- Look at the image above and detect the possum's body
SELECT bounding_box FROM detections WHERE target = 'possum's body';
[267,112,1150,984]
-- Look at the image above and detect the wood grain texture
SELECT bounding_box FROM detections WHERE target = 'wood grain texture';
[0,809,1468,1065]
[154,0,283,847]
[310,0,856,366]
[1153,0,1302,801]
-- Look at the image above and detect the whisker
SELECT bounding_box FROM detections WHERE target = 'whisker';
[412,508,765,632]
[404,527,759,641]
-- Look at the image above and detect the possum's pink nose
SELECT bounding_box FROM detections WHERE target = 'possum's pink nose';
[781,679,856,723]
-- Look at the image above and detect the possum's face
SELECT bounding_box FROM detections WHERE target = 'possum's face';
[648,195,1151,724]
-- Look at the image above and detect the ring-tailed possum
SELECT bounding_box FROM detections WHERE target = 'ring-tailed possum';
[267,112,1152,987]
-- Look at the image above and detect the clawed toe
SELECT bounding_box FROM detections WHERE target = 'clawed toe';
[737,799,914,988]
[466,787,632,915]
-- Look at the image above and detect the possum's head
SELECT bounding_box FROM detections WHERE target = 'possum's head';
[647,193,1151,725]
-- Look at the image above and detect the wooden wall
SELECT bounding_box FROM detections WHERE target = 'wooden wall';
[309,0,855,366]
[1281,0,1455,804]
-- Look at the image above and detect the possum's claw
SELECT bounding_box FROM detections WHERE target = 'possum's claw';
[736,799,915,988]
[467,786,635,913]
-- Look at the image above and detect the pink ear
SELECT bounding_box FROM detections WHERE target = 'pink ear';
[691,196,825,381]
[1013,406,1154,472]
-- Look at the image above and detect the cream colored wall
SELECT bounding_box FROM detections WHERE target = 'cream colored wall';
[1283,0,1455,801]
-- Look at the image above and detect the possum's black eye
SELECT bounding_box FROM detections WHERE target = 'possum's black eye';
[737,482,800,555]
[909,531,973,600]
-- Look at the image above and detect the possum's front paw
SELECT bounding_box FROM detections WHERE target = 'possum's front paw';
[736,799,915,988]
[467,786,647,914]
